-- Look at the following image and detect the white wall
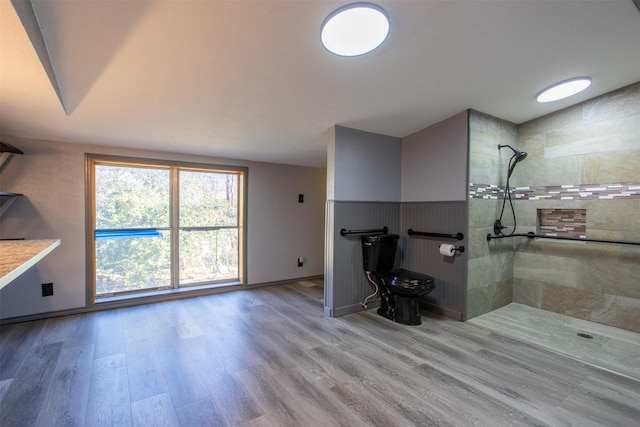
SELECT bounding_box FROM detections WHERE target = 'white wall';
[0,136,326,320]
[328,125,402,202]
[402,111,469,202]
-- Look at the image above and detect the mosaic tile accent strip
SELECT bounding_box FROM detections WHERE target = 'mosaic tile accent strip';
[538,209,586,238]
[469,182,640,200]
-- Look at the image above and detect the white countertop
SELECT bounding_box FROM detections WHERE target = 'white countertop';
[0,239,61,289]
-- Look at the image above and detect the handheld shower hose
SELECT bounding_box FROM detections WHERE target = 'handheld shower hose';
[496,145,527,236]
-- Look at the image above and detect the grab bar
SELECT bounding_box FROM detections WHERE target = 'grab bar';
[408,229,464,240]
[486,232,640,246]
[340,227,388,236]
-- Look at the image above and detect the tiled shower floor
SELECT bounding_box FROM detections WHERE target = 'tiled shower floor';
[467,303,640,381]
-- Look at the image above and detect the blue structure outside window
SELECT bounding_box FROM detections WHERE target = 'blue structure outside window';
[94,229,163,240]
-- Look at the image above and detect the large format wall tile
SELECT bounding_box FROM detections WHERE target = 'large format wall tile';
[468,82,640,330]
[468,253,512,290]
[468,110,518,185]
[582,82,640,123]
[468,199,502,229]
[514,252,580,288]
[467,279,512,320]
[514,84,640,331]
[621,114,640,149]
[582,149,640,183]
[583,199,640,231]
[540,282,613,320]
[518,105,582,137]
[544,119,623,158]
[610,295,640,333]
[580,260,640,299]
[513,278,543,307]
[467,111,518,319]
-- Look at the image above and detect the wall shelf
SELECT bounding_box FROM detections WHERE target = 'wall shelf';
[0,141,24,218]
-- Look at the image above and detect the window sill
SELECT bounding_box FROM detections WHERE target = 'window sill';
[95,281,243,305]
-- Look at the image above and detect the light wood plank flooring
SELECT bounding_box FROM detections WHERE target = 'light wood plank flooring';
[1,279,639,426]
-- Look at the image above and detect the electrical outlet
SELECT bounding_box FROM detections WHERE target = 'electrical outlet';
[42,283,53,297]
[297,256,304,267]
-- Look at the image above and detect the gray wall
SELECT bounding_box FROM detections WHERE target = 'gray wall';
[248,161,326,284]
[0,136,326,320]
[325,126,402,316]
[324,201,401,317]
[328,125,402,202]
[402,201,468,320]
[401,111,469,320]
[325,113,470,319]
[402,111,469,202]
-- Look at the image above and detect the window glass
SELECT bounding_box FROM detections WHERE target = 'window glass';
[95,165,170,229]
[179,170,238,227]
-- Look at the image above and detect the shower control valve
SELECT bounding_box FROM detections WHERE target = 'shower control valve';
[493,219,506,235]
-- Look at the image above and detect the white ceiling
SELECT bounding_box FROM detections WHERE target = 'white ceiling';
[1,0,639,167]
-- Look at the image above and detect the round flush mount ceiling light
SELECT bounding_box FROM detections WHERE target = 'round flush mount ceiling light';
[321,3,390,56]
[536,77,592,103]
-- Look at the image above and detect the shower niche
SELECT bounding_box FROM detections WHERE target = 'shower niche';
[537,208,586,239]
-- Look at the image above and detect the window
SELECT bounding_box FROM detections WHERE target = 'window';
[87,155,246,301]
[179,170,239,285]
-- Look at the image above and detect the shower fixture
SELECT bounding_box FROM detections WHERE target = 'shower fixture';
[494,144,528,236]
[499,144,528,177]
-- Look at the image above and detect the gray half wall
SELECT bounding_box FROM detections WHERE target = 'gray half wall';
[325,201,401,317]
[402,201,468,320]
[325,200,468,320]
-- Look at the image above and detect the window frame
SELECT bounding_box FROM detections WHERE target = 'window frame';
[85,154,247,305]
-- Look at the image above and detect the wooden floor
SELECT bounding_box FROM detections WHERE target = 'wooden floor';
[1,280,639,427]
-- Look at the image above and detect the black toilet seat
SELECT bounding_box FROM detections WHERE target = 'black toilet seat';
[386,268,435,295]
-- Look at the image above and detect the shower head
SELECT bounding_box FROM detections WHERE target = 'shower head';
[499,144,528,177]
[498,144,527,159]
[513,150,528,163]
[508,150,527,177]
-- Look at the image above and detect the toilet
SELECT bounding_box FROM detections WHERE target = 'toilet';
[361,234,435,325]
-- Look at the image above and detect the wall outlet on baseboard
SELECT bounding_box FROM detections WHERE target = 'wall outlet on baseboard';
[42,283,53,297]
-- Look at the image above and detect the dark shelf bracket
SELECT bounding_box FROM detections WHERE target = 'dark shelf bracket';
[0,141,23,170]
[0,141,24,154]
[0,192,24,217]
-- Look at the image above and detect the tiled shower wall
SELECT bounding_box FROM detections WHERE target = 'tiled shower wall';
[513,83,640,333]
[468,83,640,332]
[467,110,518,319]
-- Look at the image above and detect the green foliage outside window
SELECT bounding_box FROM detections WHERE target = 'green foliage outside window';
[93,163,241,296]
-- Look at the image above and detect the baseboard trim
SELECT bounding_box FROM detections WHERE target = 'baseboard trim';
[0,275,324,325]
[332,303,365,318]
[422,301,463,321]
[331,300,461,321]
[331,299,380,318]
